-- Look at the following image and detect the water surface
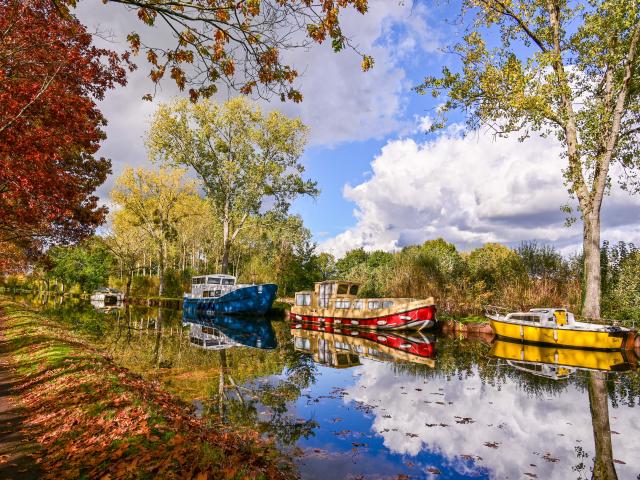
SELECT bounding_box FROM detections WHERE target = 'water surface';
[20,294,640,479]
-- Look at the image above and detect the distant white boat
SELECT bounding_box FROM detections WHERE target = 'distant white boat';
[90,287,124,306]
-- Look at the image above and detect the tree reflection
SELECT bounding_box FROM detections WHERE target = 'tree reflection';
[588,371,618,480]
[203,331,319,447]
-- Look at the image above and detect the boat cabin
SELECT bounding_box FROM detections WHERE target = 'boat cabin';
[506,308,576,327]
[189,274,237,299]
[295,281,397,311]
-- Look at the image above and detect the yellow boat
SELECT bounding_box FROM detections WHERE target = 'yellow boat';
[490,340,636,379]
[485,307,637,351]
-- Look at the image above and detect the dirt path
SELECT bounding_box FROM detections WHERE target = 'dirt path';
[0,326,41,479]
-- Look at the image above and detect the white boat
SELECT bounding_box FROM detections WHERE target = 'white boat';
[90,287,124,306]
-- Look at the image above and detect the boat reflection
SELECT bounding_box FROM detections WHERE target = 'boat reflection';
[490,339,636,379]
[291,322,435,368]
[90,298,124,313]
[182,314,277,350]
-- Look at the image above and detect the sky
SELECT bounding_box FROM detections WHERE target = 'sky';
[76,0,640,258]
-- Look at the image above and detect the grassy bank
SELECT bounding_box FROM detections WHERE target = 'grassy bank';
[0,299,295,480]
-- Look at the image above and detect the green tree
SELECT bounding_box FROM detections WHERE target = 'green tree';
[417,0,640,320]
[103,215,151,299]
[516,241,566,280]
[609,250,640,320]
[313,252,337,281]
[46,238,113,292]
[467,243,526,290]
[147,97,318,274]
[111,167,206,296]
[335,248,369,279]
[418,238,464,285]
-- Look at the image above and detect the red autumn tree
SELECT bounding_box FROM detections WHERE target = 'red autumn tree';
[0,0,127,264]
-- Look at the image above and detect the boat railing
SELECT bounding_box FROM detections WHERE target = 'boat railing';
[483,305,509,317]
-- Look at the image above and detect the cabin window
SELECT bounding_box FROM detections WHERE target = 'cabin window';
[335,299,351,309]
[208,277,221,285]
[222,278,235,285]
[382,301,394,308]
[512,314,540,323]
[319,283,332,308]
[190,337,204,346]
[353,300,363,309]
[214,290,222,297]
[202,291,209,298]
[349,285,359,295]
[368,301,381,310]
[295,293,311,306]
[202,326,215,335]
[337,284,349,294]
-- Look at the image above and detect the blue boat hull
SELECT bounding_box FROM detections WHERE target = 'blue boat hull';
[182,283,278,316]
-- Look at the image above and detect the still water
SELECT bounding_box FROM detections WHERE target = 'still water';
[24,295,640,479]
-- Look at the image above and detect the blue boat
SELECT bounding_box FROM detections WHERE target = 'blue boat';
[182,274,277,316]
[182,314,277,350]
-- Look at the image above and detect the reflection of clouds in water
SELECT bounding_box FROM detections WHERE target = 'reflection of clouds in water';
[345,361,640,479]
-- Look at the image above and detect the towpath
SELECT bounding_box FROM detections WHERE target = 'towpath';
[0,323,41,479]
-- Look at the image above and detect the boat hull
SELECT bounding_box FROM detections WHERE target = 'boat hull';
[490,318,636,350]
[490,340,635,372]
[289,304,436,330]
[183,284,277,316]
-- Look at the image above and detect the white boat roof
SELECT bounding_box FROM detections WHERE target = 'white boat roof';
[192,274,236,279]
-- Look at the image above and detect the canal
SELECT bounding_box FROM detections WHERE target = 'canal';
[21,295,640,479]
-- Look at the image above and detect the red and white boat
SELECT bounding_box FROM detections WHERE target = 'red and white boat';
[290,280,437,331]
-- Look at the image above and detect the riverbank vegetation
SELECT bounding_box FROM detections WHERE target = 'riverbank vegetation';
[5,236,638,324]
[0,299,294,479]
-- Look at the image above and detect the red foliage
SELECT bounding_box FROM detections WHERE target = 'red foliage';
[0,0,127,262]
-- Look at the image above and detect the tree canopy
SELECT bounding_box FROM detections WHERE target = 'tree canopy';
[111,167,207,295]
[53,0,372,102]
[0,0,127,266]
[147,96,318,273]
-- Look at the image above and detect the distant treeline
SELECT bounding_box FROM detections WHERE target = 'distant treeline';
[3,238,638,321]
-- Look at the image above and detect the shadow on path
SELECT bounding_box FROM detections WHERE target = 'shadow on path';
[0,327,41,480]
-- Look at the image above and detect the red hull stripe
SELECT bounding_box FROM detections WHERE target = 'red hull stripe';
[289,305,437,330]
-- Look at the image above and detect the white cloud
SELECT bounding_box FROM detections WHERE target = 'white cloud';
[321,127,640,257]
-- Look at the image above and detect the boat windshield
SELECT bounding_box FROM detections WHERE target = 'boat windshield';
[510,314,542,323]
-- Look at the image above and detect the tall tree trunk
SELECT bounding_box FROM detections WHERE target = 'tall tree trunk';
[588,371,617,480]
[158,240,165,297]
[583,213,601,319]
[125,270,133,300]
[221,199,230,274]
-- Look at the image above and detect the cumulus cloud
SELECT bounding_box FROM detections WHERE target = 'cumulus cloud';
[321,127,640,256]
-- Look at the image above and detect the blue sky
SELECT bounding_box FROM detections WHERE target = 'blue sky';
[78,0,640,257]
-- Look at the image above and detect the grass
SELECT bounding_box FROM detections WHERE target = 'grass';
[439,313,489,324]
[0,298,296,480]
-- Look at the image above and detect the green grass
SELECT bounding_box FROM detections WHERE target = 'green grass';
[439,313,488,324]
